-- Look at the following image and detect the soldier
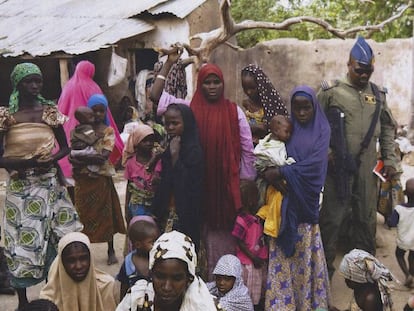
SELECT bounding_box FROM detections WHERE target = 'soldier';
[317,36,399,279]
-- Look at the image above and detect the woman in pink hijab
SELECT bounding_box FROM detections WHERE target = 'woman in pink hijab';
[58,61,124,183]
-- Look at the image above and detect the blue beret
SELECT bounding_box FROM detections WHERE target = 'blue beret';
[350,36,374,65]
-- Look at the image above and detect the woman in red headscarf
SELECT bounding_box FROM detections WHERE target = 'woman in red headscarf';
[150,50,256,279]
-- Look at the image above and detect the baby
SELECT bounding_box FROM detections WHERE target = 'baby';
[70,106,101,177]
[116,217,159,298]
[254,114,295,238]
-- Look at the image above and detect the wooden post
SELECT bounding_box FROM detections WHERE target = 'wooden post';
[59,58,69,89]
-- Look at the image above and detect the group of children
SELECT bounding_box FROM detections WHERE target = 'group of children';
[68,94,414,310]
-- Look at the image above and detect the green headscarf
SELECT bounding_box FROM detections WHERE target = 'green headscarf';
[9,62,54,113]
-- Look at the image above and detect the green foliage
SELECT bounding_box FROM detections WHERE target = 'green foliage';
[231,0,413,48]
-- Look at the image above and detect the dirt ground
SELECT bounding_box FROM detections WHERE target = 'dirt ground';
[0,164,414,311]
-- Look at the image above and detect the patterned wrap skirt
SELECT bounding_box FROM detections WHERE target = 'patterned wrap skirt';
[265,223,331,311]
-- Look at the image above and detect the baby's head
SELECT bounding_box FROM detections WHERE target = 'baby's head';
[405,178,414,200]
[240,180,259,215]
[213,254,241,295]
[269,114,292,143]
[74,106,95,125]
[129,218,160,255]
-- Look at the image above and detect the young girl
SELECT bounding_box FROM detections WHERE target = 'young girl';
[71,94,126,265]
[241,64,288,145]
[122,124,162,223]
[207,254,254,311]
[152,103,203,249]
[232,180,268,309]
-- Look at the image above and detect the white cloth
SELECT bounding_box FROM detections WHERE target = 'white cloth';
[116,231,217,311]
[394,204,414,250]
[254,133,296,167]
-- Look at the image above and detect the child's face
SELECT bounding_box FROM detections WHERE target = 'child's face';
[214,274,236,295]
[241,73,259,104]
[91,104,106,124]
[269,118,292,143]
[133,231,158,254]
[81,110,95,125]
[136,134,155,153]
[164,108,184,137]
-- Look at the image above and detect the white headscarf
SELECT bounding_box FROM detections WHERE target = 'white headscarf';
[207,254,254,311]
[116,230,216,311]
[339,249,395,311]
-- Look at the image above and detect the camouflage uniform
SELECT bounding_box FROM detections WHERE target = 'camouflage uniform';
[317,77,398,278]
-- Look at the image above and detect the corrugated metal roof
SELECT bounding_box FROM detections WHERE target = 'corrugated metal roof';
[0,0,207,58]
[149,0,207,19]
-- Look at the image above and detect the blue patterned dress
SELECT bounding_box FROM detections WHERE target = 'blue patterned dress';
[265,224,330,310]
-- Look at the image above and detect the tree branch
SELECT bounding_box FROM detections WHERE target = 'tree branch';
[173,0,413,66]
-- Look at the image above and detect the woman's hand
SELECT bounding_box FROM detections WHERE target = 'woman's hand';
[169,136,181,166]
[262,167,288,194]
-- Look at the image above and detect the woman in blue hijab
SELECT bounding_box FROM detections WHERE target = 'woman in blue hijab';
[263,85,332,310]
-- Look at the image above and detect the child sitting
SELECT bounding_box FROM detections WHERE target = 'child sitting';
[116,218,159,298]
[254,114,295,237]
[122,124,162,223]
[339,249,395,311]
[70,106,101,177]
[387,177,414,288]
[207,254,254,311]
[231,180,268,309]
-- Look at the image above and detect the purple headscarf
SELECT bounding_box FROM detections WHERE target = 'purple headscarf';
[278,85,331,256]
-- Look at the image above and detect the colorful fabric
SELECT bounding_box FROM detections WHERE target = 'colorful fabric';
[339,249,394,311]
[207,254,254,311]
[190,64,242,229]
[241,263,267,305]
[40,232,120,311]
[57,61,123,177]
[232,212,268,264]
[241,64,288,126]
[117,230,217,311]
[350,36,374,65]
[153,59,188,99]
[74,174,126,243]
[3,168,83,286]
[121,124,154,166]
[9,63,55,114]
[124,157,161,216]
[256,186,283,237]
[265,223,330,310]
[244,107,264,127]
[153,104,203,247]
[278,85,331,257]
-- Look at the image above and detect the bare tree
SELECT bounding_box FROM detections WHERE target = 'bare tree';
[158,0,412,68]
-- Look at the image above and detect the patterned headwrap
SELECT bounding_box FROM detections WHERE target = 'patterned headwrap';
[350,36,374,65]
[207,254,254,311]
[339,249,394,311]
[9,62,54,114]
[87,94,110,126]
[241,64,288,126]
[148,230,217,311]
